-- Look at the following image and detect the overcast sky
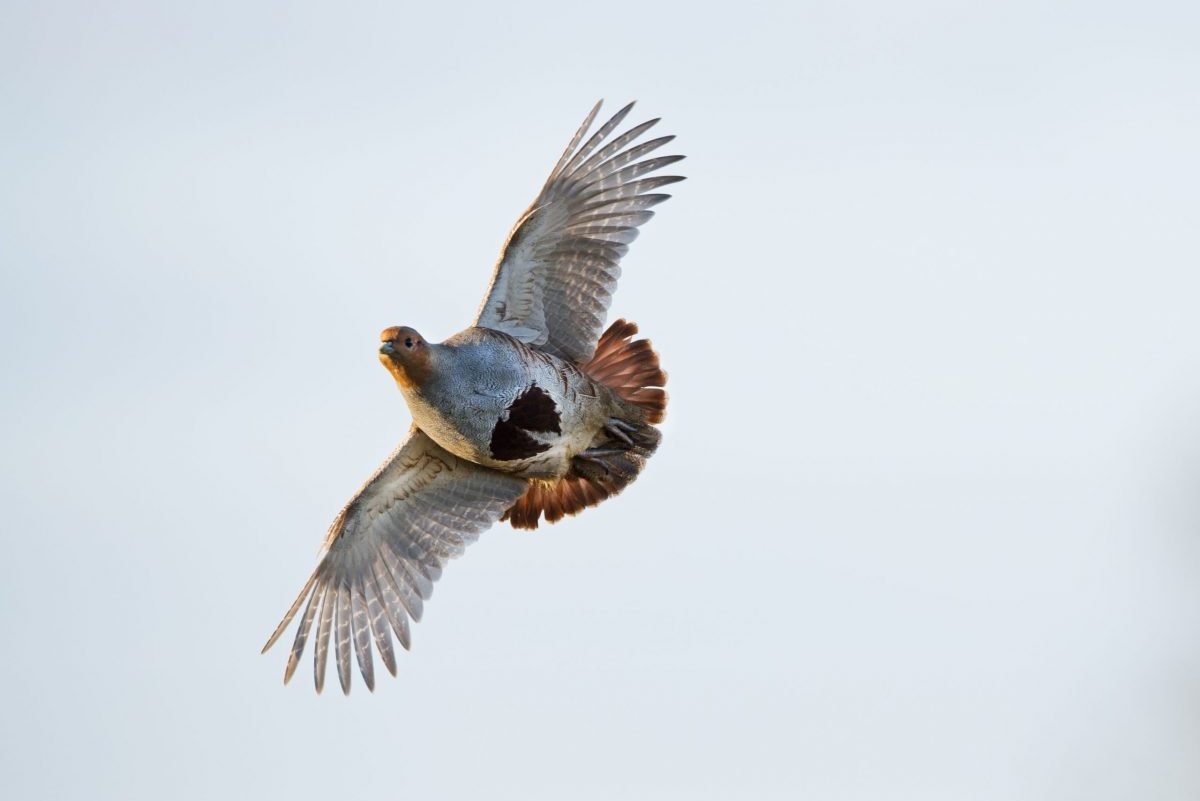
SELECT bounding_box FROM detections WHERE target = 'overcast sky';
[3,2,1200,799]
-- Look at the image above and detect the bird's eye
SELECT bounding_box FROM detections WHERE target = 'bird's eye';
[404,337,414,348]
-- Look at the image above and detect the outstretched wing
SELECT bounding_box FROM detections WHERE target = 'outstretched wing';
[474,100,685,363]
[262,429,527,694]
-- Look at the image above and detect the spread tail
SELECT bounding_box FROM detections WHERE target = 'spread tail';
[503,319,667,529]
[581,318,667,424]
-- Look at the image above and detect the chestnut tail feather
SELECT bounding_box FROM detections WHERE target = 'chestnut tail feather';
[502,319,667,529]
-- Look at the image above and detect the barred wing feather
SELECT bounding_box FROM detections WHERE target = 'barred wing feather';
[261,429,527,694]
[474,100,684,363]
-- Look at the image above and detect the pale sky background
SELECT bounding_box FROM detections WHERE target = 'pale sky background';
[3,1,1200,799]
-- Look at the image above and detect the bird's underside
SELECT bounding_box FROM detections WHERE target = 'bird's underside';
[263,100,681,693]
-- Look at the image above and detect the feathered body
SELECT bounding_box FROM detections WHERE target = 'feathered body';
[388,326,617,478]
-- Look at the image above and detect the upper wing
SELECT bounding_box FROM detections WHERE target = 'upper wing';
[474,100,685,363]
[261,429,527,694]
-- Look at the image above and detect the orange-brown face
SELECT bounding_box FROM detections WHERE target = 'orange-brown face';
[378,326,432,389]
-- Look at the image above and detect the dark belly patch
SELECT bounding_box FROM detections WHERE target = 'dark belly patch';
[489,384,561,461]
[507,385,561,434]
[489,420,550,461]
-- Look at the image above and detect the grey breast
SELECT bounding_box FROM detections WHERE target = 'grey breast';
[406,329,542,464]
[434,328,603,474]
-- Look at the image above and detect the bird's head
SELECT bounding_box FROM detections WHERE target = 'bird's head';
[378,326,433,389]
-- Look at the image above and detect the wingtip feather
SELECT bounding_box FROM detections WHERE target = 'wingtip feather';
[261,572,318,654]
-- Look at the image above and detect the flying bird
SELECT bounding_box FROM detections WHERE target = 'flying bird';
[262,101,682,693]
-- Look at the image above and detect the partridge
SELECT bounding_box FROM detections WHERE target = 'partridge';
[262,101,682,693]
